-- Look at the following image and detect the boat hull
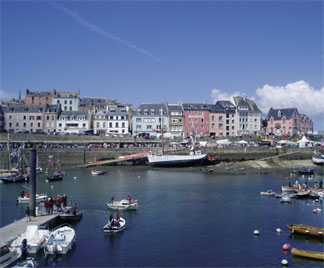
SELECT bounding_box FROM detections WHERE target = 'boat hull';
[291,248,324,260]
[148,153,207,167]
[59,212,83,222]
[43,225,75,255]
[1,175,28,183]
[312,155,324,165]
[103,218,126,233]
[288,224,324,238]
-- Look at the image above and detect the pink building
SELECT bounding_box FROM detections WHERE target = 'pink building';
[182,103,210,138]
[266,108,313,136]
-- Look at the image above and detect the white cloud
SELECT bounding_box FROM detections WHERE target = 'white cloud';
[211,88,242,103]
[256,80,324,116]
[0,90,17,101]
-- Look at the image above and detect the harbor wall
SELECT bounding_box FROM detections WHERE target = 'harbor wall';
[0,147,314,169]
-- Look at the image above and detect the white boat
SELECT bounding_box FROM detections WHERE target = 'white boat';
[11,225,50,254]
[147,150,207,167]
[106,199,138,210]
[0,244,22,267]
[17,194,48,204]
[43,224,75,255]
[312,153,324,165]
[260,190,276,196]
[12,257,35,268]
[103,217,126,233]
[91,169,107,175]
[280,195,291,203]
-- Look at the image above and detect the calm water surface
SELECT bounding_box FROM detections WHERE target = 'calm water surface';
[1,168,323,267]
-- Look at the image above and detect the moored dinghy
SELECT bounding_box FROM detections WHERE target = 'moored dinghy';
[288,224,324,238]
[291,247,324,260]
[11,225,50,254]
[106,199,138,210]
[43,224,75,255]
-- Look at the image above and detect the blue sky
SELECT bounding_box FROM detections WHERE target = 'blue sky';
[1,0,323,129]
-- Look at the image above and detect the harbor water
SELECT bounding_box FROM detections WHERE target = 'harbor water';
[1,168,323,267]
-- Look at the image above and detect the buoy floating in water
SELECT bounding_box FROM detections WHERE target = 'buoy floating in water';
[276,228,282,233]
[51,186,54,189]
[253,230,260,235]
[282,244,290,250]
[313,209,318,214]
[74,176,77,179]
[281,259,288,266]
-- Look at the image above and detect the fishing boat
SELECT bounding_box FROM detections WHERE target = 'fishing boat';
[288,224,324,238]
[46,174,63,181]
[295,190,310,198]
[298,167,315,174]
[106,199,138,210]
[103,217,126,233]
[1,174,28,183]
[147,109,207,167]
[291,247,324,260]
[11,225,50,254]
[17,194,48,204]
[0,244,22,267]
[59,211,83,222]
[91,169,107,175]
[43,224,76,255]
[260,190,276,196]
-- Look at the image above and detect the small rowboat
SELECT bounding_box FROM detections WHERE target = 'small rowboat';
[260,190,276,196]
[291,247,324,260]
[91,169,107,175]
[288,224,324,238]
[59,211,83,222]
[47,174,63,181]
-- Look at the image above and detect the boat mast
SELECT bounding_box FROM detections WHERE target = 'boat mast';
[160,108,164,155]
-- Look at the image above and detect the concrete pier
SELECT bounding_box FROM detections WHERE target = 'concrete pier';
[0,207,71,245]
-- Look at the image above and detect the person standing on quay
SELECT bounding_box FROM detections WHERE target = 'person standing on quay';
[26,206,30,222]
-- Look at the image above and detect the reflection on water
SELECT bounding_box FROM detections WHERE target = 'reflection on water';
[1,168,323,267]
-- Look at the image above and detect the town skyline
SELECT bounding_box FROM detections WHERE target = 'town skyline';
[1,1,323,129]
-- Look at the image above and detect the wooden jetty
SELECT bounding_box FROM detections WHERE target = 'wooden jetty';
[0,208,71,245]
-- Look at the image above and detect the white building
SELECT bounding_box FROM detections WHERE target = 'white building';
[52,90,80,112]
[93,107,129,136]
[56,111,91,134]
[231,96,261,135]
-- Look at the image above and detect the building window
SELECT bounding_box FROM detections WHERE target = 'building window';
[23,116,26,120]
[219,124,223,129]
[109,123,112,128]
[70,100,72,105]
[219,116,223,121]
[97,122,99,128]
[115,122,119,128]
[64,100,67,104]
[147,125,152,130]
[122,122,125,128]
[136,118,142,123]
[103,122,106,128]
[38,123,41,127]
[70,107,72,111]
[16,122,19,127]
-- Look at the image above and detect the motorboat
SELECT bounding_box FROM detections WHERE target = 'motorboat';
[11,225,50,254]
[46,174,63,181]
[12,257,36,268]
[59,211,83,222]
[91,169,107,175]
[260,190,276,196]
[295,190,310,198]
[298,167,315,174]
[17,194,48,204]
[1,174,28,183]
[280,195,291,203]
[43,224,76,255]
[0,244,22,267]
[106,199,138,210]
[312,153,324,166]
[103,217,126,233]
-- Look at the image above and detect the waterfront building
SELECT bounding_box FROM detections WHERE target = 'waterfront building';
[266,108,313,136]
[209,101,236,137]
[0,105,4,132]
[52,90,80,111]
[43,105,61,134]
[132,103,169,138]
[79,97,117,111]
[182,102,209,138]
[56,111,91,134]
[4,104,46,133]
[168,103,184,138]
[231,96,262,135]
[93,107,129,136]
[25,89,52,106]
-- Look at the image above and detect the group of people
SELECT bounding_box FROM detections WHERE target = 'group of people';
[110,195,133,204]
[107,212,121,228]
